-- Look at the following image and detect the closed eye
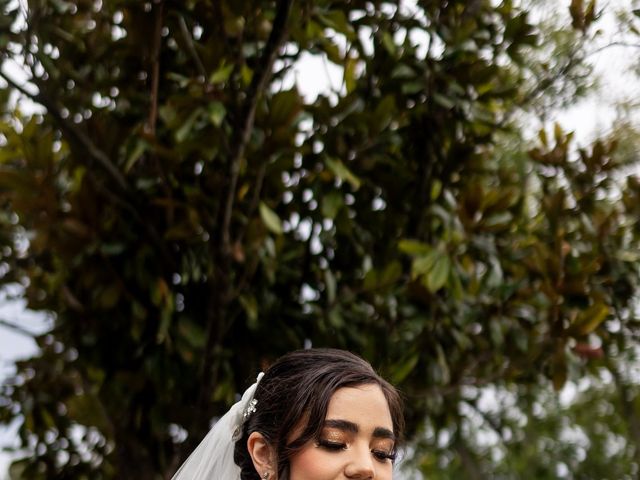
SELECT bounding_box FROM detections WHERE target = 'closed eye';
[372,449,397,463]
[317,440,347,451]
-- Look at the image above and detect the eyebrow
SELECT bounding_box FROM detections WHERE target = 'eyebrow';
[323,419,396,441]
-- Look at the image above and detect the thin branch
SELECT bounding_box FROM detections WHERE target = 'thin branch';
[0,68,130,192]
[587,40,640,57]
[194,15,294,439]
[146,0,164,136]
[235,160,268,249]
[0,318,38,337]
[144,2,177,224]
[177,14,207,78]
[220,0,294,254]
[454,437,487,480]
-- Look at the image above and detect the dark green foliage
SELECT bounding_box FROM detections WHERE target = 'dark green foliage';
[0,0,639,478]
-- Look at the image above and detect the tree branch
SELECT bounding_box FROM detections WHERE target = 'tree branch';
[235,159,268,247]
[177,14,207,79]
[0,68,130,192]
[454,437,487,480]
[146,0,164,136]
[587,41,640,57]
[220,0,294,254]
[192,0,296,434]
[0,318,39,337]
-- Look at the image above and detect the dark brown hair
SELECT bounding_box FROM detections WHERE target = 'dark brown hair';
[233,348,404,479]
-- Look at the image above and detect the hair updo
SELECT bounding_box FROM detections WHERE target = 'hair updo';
[233,348,404,479]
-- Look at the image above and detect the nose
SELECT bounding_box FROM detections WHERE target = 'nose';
[344,443,376,479]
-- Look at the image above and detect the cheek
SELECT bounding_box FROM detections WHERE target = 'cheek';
[288,447,340,479]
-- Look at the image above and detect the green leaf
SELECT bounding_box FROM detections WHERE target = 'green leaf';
[435,344,451,384]
[412,250,440,279]
[239,294,259,329]
[328,308,344,328]
[159,104,177,125]
[166,72,190,87]
[324,269,337,304]
[373,95,396,132]
[401,81,424,95]
[240,64,254,86]
[325,157,361,190]
[99,284,121,309]
[100,243,126,256]
[208,101,226,127]
[399,239,432,256]
[178,320,206,348]
[209,63,234,84]
[391,64,416,79]
[344,57,358,94]
[381,31,397,55]
[483,211,513,230]
[259,202,283,234]
[321,38,343,64]
[552,354,568,391]
[553,122,564,144]
[321,191,344,219]
[391,352,419,384]
[270,89,302,126]
[381,261,402,286]
[8,458,28,479]
[316,11,356,40]
[431,180,442,201]
[362,268,379,291]
[433,92,455,109]
[573,303,609,335]
[175,108,203,143]
[490,318,505,346]
[538,128,549,148]
[425,255,450,292]
[157,308,173,344]
[124,139,147,173]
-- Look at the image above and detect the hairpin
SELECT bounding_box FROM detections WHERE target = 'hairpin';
[243,399,258,420]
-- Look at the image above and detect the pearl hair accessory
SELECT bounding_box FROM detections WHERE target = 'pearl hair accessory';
[243,398,258,420]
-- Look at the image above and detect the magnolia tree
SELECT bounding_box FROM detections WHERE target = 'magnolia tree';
[0,0,639,478]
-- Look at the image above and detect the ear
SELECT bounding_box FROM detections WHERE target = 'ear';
[247,431,275,478]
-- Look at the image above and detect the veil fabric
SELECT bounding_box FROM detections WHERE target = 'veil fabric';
[172,373,264,480]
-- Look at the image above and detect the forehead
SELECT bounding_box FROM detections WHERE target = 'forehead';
[325,384,393,430]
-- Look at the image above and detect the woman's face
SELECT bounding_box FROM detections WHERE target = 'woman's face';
[288,383,396,479]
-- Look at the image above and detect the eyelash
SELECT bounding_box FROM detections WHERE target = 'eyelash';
[317,440,397,463]
[317,440,346,451]
[373,449,397,462]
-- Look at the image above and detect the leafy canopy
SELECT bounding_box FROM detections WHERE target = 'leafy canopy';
[1,0,639,478]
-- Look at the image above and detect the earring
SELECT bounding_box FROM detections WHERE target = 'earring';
[262,473,270,479]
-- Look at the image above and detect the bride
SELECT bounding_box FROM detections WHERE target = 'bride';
[171,348,404,479]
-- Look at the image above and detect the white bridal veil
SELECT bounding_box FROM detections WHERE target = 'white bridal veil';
[172,373,264,480]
